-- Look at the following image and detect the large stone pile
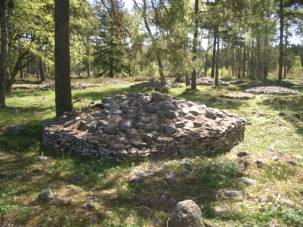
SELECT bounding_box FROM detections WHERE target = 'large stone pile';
[13,82,97,90]
[245,86,299,95]
[130,79,180,91]
[42,92,246,160]
[196,77,230,86]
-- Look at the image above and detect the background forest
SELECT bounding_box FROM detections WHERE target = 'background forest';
[1,0,302,89]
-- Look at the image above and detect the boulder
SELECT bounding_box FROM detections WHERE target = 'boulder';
[170,200,204,227]
[38,188,54,202]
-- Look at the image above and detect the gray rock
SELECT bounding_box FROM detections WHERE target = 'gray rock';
[240,177,256,185]
[213,206,229,217]
[38,189,54,202]
[141,133,154,143]
[104,125,118,135]
[120,120,132,132]
[175,122,185,128]
[128,175,144,184]
[163,125,177,135]
[165,174,177,184]
[151,92,168,102]
[170,200,204,227]
[80,202,95,210]
[223,190,242,198]
[255,160,265,168]
[37,155,49,161]
[237,151,250,157]
[193,122,202,128]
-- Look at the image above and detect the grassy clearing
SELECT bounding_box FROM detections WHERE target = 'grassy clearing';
[0,77,302,226]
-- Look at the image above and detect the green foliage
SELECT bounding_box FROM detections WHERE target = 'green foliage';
[257,204,303,226]
[196,158,242,188]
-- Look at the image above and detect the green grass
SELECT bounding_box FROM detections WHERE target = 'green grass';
[0,77,303,226]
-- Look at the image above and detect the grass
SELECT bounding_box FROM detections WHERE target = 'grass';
[0,76,303,226]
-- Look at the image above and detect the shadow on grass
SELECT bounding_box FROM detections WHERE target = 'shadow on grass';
[262,95,303,135]
[98,156,248,224]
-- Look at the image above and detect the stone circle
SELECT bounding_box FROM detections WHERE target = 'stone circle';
[245,86,299,95]
[42,92,246,160]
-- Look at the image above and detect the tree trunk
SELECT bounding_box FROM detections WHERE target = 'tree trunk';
[55,0,73,117]
[86,36,91,78]
[20,63,24,79]
[0,0,9,108]
[191,0,199,90]
[278,0,284,82]
[39,58,45,82]
[215,37,220,86]
[185,74,190,86]
[204,35,211,77]
[211,30,217,78]
[242,42,246,78]
[284,20,288,79]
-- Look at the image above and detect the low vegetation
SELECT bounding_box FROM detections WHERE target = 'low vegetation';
[0,76,302,226]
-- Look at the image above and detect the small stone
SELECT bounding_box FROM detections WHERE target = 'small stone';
[255,160,264,168]
[163,125,177,135]
[37,155,49,161]
[38,189,54,202]
[213,206,229,217]
[193,122,202,128]
[175,122,185,128]
[151,92,168,102]
[157,136,174,143]
[237,151,250,157]
[170,200,204,227]
[240,177,256,186]
[288,160,297,166]
[141,133,154,143]
[80,202,95,210]
[119,120,132,132]
[223,190,242,198]
[165,174,177,184]
[128,175,144,184]
[103,125,118,135]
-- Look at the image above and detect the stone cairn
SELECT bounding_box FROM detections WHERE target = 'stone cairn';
[245,86,299,95]
[43,92,246,160]
[13,82,97,90]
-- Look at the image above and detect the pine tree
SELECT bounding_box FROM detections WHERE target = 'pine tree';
[94,0,128,77]
[55,0,73,117]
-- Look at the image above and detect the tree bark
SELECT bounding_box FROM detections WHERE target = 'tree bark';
[278,0,284,82]
[211,30,217,78]
[0,0,9,108]
[204,34,211,77]
[39,58,45,82]
[242,42,246,78]
[191,0,199,90]
[215,37,220,86]
[55,0,73,117]
[86,36,91,78]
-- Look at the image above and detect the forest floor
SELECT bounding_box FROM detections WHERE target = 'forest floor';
[0,76,302,227]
